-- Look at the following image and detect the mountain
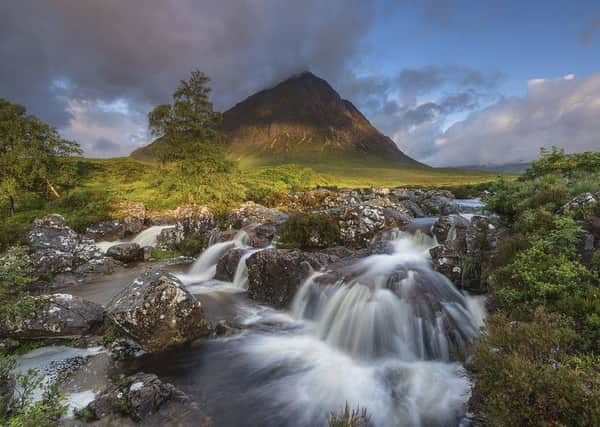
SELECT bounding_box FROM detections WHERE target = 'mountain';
[131,71,423,167]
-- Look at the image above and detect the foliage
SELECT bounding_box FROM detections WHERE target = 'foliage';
[150,248,181,260]
[0,98,81,215]
[175,234,208,257]
[328,403,370,427]
[148,70,234,177]
[0,246,38,320]
[524,147,600,179]
[0,356,67,427]
[469,310,600,427]
[277,213,340,250]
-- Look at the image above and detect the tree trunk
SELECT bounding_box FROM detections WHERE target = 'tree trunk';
[46,179,60,198]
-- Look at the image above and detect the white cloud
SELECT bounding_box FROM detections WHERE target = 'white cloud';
[408,73,600,166]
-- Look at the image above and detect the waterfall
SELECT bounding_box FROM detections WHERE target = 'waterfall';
[94,225,174,253]
[291,231,482,361]
[186,230,249,278]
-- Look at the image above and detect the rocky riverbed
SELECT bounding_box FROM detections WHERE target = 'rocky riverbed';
[1,187,508,426]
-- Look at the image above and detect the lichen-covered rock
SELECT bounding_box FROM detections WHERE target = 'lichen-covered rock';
[226,202,288,228]
[27,214,103,275]
[106,243,144,263]
[107,270,212,352]
[561,192,599,216]
[85,372,191,422]
[245,223,277,248]
[85,219,127,241]
[336,203,410,248]
[0,294,104,338]
[75,256,123,276]
[246,248,344,308]
[173,205,215,235]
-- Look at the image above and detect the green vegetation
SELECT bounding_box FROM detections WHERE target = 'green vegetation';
[469,148,600,425]
[0,246,38,320]
[327,403,370,427]
[0,354,67,426]
[277,213,341,250]
[0,98,81,216]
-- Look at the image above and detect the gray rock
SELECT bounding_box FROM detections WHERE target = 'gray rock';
[106,243,144,263]
[0,294,104,338]
[246,248,344,308]
[107,270,212,352]
[85,219,126,241]
[226,202,288,228]
[214,248,246,282]
[75,256,123,276]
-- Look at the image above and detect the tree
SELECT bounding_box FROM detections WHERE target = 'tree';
[148,70,232,175]
[0,99,81,215]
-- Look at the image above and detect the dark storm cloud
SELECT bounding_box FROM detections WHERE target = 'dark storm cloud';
[0,0,378,155]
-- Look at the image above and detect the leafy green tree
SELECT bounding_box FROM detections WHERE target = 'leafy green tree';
[148,70,233,176]
[0,99,81,215]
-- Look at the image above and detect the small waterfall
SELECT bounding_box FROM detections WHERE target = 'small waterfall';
[291,231,482,361]
[231,251,253,290]
[187,230,249,277]
[94,225,174,253]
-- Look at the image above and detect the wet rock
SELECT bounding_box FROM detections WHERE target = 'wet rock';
[119,201,147,234]
[398,199,426,218]
[336,203,410,248]
[226,202,288,228]
[75,256,123,276]
[108,338,143,360]
[246,248,344,308]
[245,223,277,248]
[86,372,191,422]
[156,226,184,250]
[0,294,104,338]
[214,248,246,282]
[85,219,127,241]
[431,215,470,246]
[419,189,457,215]
[174,205,215,235]
[106,243,144,263]
[214,320,242,337]
[107,270,212,352]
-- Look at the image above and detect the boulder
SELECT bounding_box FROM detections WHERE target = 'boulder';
[214,248,246,282]
[107,270,212,352]
[75,256,123,276]
[226,202,288,228]
[245,223,277,248]
[246,248,344,308]
[27,214,103,275]
[85,219,127,241]
[0,294,104,338]
[106,243,144,263]
[419,190,457,215]
[336,203,410,248]
[561,192,598,216]
[118,201,147,235]
[85,372,191,422]
[173,205,215,235]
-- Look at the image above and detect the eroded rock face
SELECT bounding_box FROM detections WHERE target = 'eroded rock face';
[226,202,288,229]
[214,248,246,282]
[246,248,344,308]
[106,243,144,263]
[107,270,212,352]
[0,294,104,338]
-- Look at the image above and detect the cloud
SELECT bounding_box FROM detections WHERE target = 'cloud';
[419,73,600,166]
[0,0,378,155]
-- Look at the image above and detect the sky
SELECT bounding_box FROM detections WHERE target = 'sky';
[1,0,599,166]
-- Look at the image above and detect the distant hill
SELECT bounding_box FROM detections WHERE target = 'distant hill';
[131,71,424,168]
[459,163,529,174]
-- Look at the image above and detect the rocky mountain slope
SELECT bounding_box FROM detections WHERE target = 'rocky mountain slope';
[131,71,423,167]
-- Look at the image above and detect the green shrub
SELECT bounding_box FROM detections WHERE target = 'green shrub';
[328,403,370,427]
[277,213,340,250]
[150,247,181,260]
[0,246,38,320]
[469,310,600,427]
[175,233,207,257]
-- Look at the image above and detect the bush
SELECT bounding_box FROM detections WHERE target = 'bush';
[469,310,600,426]
[175,233,207,257]
[277,213,340,250]
[0,246,38,320]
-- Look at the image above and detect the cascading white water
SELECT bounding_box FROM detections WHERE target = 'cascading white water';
[94,225,175,253]
[291,231,482,361]
[231,250,254,290]
[182,230,249,282]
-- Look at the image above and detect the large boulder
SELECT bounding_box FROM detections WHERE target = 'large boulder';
[429,215,503,293]
[226,202,288,228]
[27,214,103,275]
[336,203,410,248]
[561,192,599,216]
[85,372,192,422]
[0,294,104,338]
[106,242,144,263]
[107,270,212,352]
[246,248,345,308]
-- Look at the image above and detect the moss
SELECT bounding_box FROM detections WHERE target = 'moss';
[175,233,208,257]
[73,406,97,422]
[277,213,340,250]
